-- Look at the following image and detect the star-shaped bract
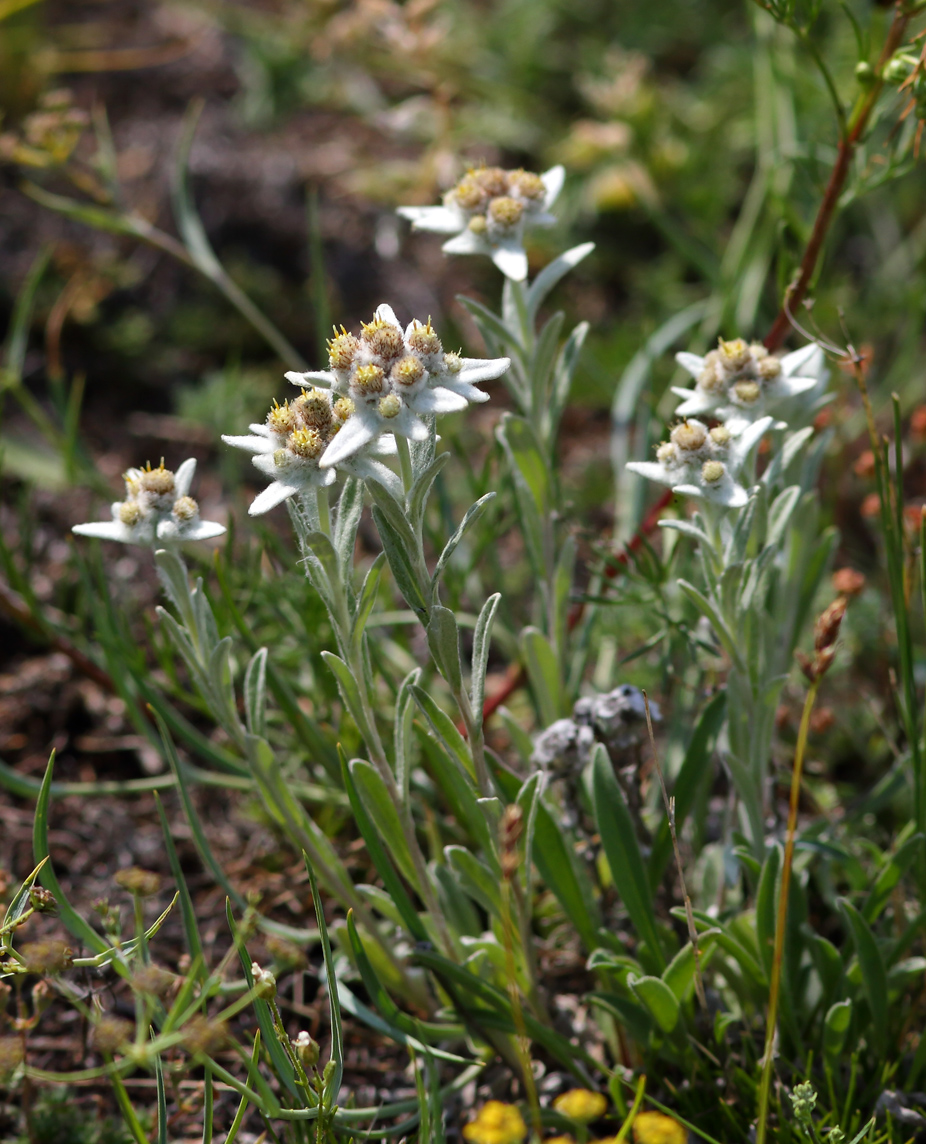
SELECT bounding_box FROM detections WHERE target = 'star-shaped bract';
[671,340,825,432]
[397,166,565,281]
[284,303,510,469]
[72,459,225,544]
[627,416,772,508]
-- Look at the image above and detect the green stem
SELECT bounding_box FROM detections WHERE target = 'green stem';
[395,434,415,500]
[316,486,331,537]
[756,676,820,1144]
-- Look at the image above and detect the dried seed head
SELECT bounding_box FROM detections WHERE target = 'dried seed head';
[392,355,425,387]
[670,420,707,452]
[28,886,57,914]
[499,804,523,880]
[452,174,488,211]
[509,169,546,201]
[118,500,145,526]
[798,596,848,682]
[138,462,175,497]
[114,867,161,898]
[709,425,732,447]
[719,338,751,371]
[327,328,360,371]
[92,1016,135,1055]
[361,317,405,362]
[701,460,725,485]
[182,1015,228,1056]
[293,1029,320,1068]
[288,428,324,460]
[267,400,298,436]
[472,166,510,197]
[21,939,72,976]
[732,379,761,405]
[132,965,176,999]
[353,363,386,394]
[378,393,402,419]
[552,1089,608,1123]
[407,321,442,358]
[172,496,198,522]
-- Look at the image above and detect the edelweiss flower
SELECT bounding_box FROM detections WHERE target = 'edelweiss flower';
[672,340,824,431]
[626,416,772,508]
[72,459,225,545]
[222,387,400,515]
[397,165,565,281]
[284,303,509,468]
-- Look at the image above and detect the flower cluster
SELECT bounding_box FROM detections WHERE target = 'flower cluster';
[398,165,564,280]
[225,304,509,514]
[673,339,823,432]
[462,1101,527,1144]
[72,459,225,545]
[628,337,827,510]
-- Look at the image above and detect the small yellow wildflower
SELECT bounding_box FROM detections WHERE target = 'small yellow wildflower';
[632,1111,687,1144]
[546,1136,576,1144]
[463,1101,528,1144]
[553,1090,608,1123]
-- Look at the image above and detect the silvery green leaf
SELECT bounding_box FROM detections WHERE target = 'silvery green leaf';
[427,605,463,694]
[515,772,542,897]
[551,320,590,429]
[530,309,565,417]
[659,519,712,546]
[471,593,502,717]
[191,579,219,660]
[767,485,802,548]
[350,552,386,661]
[321,651,369,742]
[154,548,197,633]
[727,489,761,565]
[208,637,245,745]
[334,476,365,580]
[527,242,595,322]
[350,761,419,891]
[411,683,475,783]
[677,580,743,672]
[409,451,450,533]
[445,846,502,914]
[394,668,421,801]
[371,506,429,621]
[554,535,576,652]
[244,647,268,740]
[430,492,496,593]
[476,796,502,838]
[496,414,547,580]
[520,626,562,728]
[456,294,525,358]
[761,426,814,487]
[157,608,214,708]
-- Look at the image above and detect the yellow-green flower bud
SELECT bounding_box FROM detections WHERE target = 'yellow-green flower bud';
[488,196,524,228]
[379,393,402,418]
[118,500,145,526]
[293,1030,320,1068]
[709,425,732,446]
[392,355,425,387]
[327,328,359,370]
[732,379,761,404]
[670,421,707,452]
[701,460,725,484]
[353,363,385,394]
[172,496,198,522]
[288,428,324,459]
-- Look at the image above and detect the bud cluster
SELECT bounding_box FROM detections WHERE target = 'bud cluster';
[654,418,737,490]
[448,165,548,239]
[0,89,88,170]
[693,338,782,408]
[261,388,353,480]
[797,596,848,683]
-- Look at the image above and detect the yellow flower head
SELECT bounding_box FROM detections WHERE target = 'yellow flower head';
[553,1090,608,1123]
[462,1101,528,1144]
[632,1111,687,1144]
[546,1137,576,1144]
